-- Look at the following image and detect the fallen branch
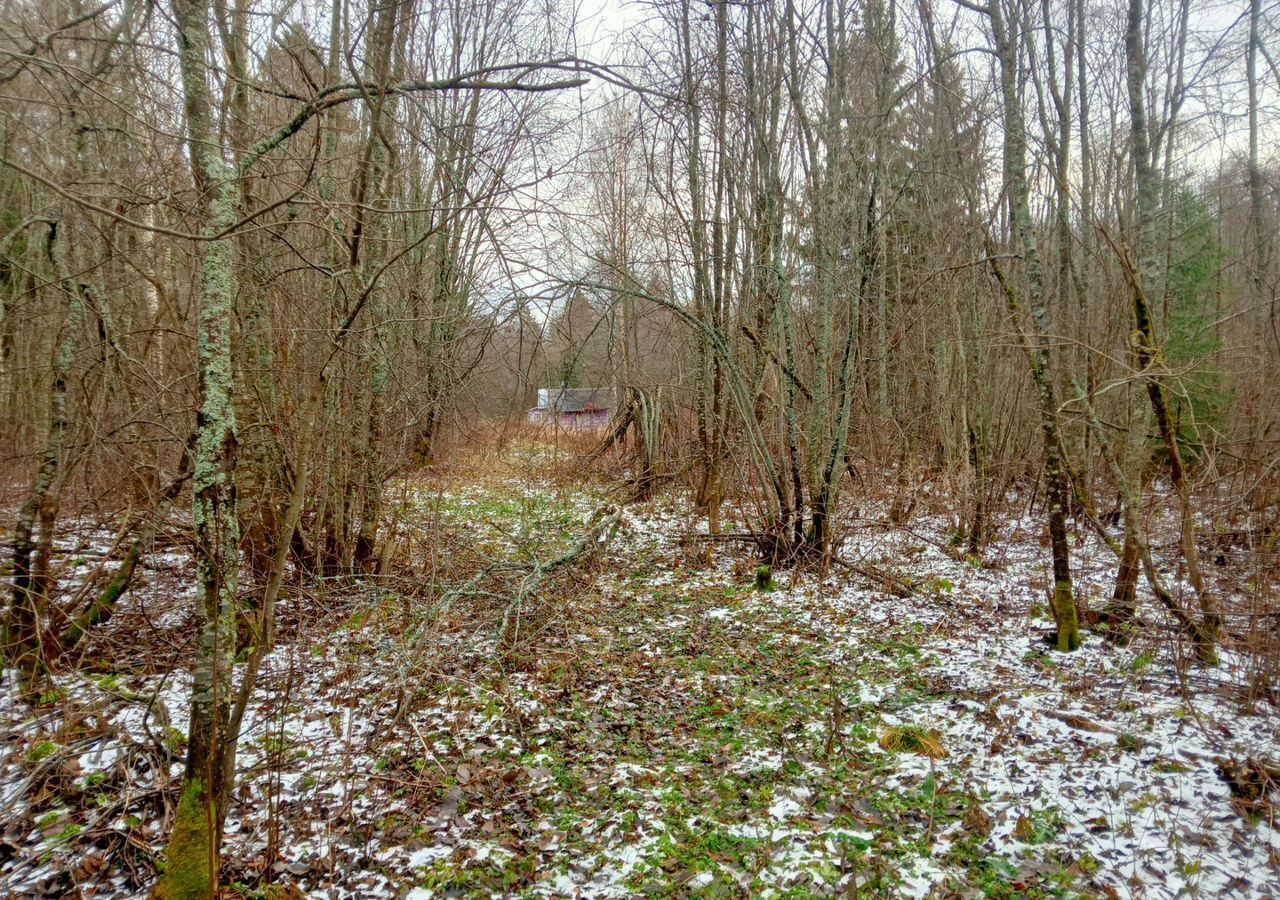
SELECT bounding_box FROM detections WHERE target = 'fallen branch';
[498,505,623,648]
[60,434,196,655]
[830,557,916,599]
[402,505,624,665]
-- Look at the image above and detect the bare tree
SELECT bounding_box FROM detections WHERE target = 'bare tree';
[979,0,1080,650]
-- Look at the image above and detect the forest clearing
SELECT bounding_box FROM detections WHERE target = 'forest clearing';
[2,0,1279,895]
[3,439,1279,898]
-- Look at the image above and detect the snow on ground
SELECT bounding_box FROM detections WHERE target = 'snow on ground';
[1,470,1278,898]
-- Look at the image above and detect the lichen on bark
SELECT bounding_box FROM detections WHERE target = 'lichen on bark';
[154,1,242,896]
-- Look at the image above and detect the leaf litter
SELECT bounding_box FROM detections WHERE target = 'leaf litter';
[2,469,1278,898]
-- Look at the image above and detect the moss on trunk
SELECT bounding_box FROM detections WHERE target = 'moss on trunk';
[1052,580,1081,651]
[152,778,214,900]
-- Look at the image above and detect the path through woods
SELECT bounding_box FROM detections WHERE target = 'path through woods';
[2,443,1276,898]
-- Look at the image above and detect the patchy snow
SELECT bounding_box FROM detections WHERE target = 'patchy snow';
[2,474,1277,897]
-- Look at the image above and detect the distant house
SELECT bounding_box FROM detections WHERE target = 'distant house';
[527,387,612,430]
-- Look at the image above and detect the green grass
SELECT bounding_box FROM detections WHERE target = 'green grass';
[373,477,1122,898]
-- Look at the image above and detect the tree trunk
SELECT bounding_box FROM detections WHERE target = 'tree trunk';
[1124,0,1218,664]
[1246,0,1273,345]
[988,0,1079,651]
[154,0,242,895]
[5,222,83,687]
[1110,530,1140,626]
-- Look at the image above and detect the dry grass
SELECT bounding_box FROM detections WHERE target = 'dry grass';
[878,725,949,759]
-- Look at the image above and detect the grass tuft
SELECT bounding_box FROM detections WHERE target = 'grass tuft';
[878,725,948,759]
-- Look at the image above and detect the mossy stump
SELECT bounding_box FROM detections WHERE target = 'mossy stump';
[754,564,776,592]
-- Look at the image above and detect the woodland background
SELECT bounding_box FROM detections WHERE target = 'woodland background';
[1,0,1278,895]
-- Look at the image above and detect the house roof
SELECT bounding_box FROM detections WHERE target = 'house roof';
[536,387,612,413]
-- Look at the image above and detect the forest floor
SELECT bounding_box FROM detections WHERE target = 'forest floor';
[2,441,1279,898]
